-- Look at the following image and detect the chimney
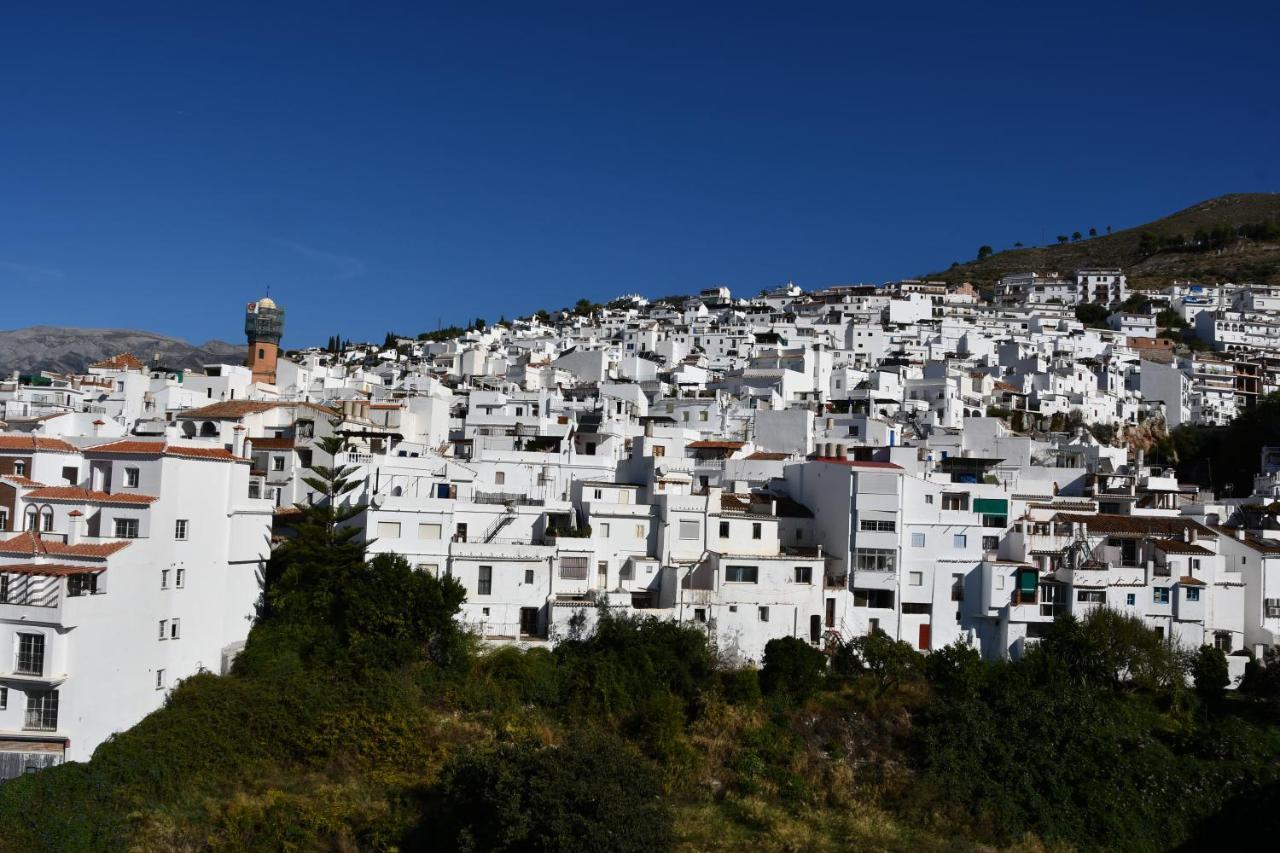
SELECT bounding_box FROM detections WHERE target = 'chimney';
[92,419,105,436]
[1188,527,1198,544]
[233,425,246,457]
[67,510,82,546]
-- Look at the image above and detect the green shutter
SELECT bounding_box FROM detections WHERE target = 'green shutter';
[1018,571,1038,593]
[973,498,1009,515]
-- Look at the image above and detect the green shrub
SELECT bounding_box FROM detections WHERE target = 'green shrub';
[759,637,827,702]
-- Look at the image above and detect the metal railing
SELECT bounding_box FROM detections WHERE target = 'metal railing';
[0,575,60,608]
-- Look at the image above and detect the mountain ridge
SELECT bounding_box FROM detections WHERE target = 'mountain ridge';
[0,325,244,376]
[925,192,1280,289]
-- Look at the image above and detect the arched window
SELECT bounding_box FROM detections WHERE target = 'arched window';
[40,506,54,532]
[13,461,25,476]
[181,421,197,438]
[24,506,38,531]
[200,421,218,437]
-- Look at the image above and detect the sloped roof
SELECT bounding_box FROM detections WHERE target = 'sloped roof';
[0,435,78,454]
[84,440,243,462]
[0,531,130,558]
[1053,513,1217,539]
[23,486,157,506]
[0,562,105,576]
[88,352,144,371]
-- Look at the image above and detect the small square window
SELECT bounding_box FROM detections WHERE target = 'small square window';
[758,606,770,622]
[911,532,926,548]
[125,467,140,488]
[524,569,534,584]
[1185,587,1200,602]
[1126,593,1136,606]
[909,571,923,586]
[925,494,934,504]
[719,520,730,538]
[953,534,967,548]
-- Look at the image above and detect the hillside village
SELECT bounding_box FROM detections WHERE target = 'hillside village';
[2,271,1280,778]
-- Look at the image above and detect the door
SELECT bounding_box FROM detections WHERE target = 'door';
[918,623,931,651]
[455,523,468,543]
[519,607,539,637]
[809,614,822,644]
[825,597,836,628]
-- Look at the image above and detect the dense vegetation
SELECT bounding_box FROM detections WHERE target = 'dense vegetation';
[1170,391,1280,498]
[2,439,1279,849]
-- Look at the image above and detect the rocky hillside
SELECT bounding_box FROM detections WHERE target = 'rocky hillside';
[0,325,243,376]
[927,193,1280,290]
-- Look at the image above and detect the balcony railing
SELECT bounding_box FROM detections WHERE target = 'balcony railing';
[0,575,60,608]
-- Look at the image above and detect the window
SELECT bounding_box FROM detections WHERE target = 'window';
[1126,593,1136,606]
[1185,587,1200,602]
[910,533,926,548]
[13,461,25,476]
[114,518,139,539]
[39,507,53,532]
[24,689,58,731]
[0,508,7,531]
[652,445,665,457]
[953,534,967,549]
[924,494,933,504]
[941,493,969,511]
[982,535,999,552]
[853,588,895,608]
[156,669,166,690]
[719,521,730,538]
[524,569,534,584]
[1076,590,1106,603]
[725,565,759,583]
[161,569,170,589]
[477,565,492,596]
[23,506,36,531]
[678,520,700,540]
[174,519,188,540]
[67,573,98,596]
[1266,598,1280,618]
[694,608,706,623]
[1153,588,1170,604]
[176,568,185,588]
[1214,631,1233,653]
[951,574,964,602]
[860,519,896,532]
[794,566,813,584]
[271,456,286,472]
[620,562,635,580]
[0,687,6,709]
[908,571,923,586]
[593,488,603,500]
[169,619,181,639]
[15,633,45,675]
[559,556,589,580]
[376,521,401,538]
[852,548,895,573]
[418,522,442,540]
[901,602,931,614]
[124,467,140,488]
[758,606,769,622]
[752,522,762,540]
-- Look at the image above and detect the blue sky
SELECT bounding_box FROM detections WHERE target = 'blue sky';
[1,1,1277,348]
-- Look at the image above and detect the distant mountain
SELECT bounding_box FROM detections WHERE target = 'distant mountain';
[0,325,244,377]
[926,192,1280,290]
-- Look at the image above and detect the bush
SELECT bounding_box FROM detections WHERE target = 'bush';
[429,733,673,852]
[720,667,762,706]
[1193,646,1230,698]
[759,637,827,701]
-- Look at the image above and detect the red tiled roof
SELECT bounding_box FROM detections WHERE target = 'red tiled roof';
[0,562,105,577]
[1054,513,1218,539]
[0,475,44,488]
[687,440,746,450]
[175,400,339,420]
[24,486,157,505]
[87,352,144,371]
[812,457,903,470]
[0,435,78,454]
[85,440,244,462]
[1177,575,1206,586]
[746,451,790,461]
[247,436,295,450]
[0,531,131,558]
[1152,540,1214,555]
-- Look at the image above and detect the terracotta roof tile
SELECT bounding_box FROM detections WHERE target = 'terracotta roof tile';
[175,400,339,420]
[687,440,746,450]
[1152,539,1214,555]
[746,451,790,461]
[85,440,243,462]
[1177,575,1206,586]
[0,562,106,577]
[87,352,145,371]
[24,486,157,505]
[1053,513,1218,539]
[0,531,131,558]
[0,475,45,488]
[247,436,296,450]
[0,435,78,454]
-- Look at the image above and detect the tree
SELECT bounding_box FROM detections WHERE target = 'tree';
[1013,241,1024,248]
[1075,303,1110,327]
[1192,645,1229,698]
[431,734,673,852]
[1089,227,1098,237]
[840,628,923,694]
[1057,234,1069,244]
[760,636,827,701]
[1071,231,1083,242]
[977,245,994,260]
